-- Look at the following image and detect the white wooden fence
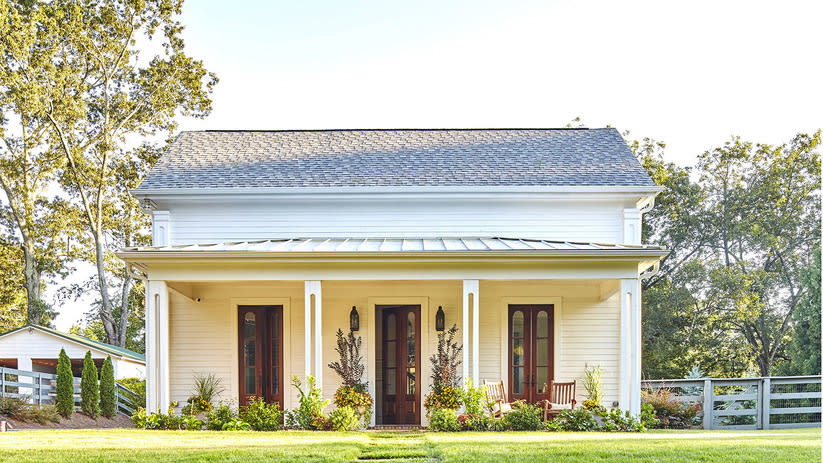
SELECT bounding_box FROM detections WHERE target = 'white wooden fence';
[0,367,141,416]
[642,375,822,430]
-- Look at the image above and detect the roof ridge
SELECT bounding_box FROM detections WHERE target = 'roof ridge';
[191,127,606,133]
[0,324,145,362]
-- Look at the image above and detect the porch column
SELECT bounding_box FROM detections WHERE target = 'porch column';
[462,280,479,385]
[146,280,169,412]
[619,278,641,416]
[304,281,322,387]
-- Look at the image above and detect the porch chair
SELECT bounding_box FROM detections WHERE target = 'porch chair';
[542,380,577,421]
[483,380,513,418]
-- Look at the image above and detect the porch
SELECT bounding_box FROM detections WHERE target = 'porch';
[144,277,643,426]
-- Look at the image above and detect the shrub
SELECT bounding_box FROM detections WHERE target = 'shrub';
[641,386,701,428]
[117,377,146,409]
[56,348,74,417]
[222,418,251,431]
[329,406,360,431]
[424,383,462,414]
[7,403,60,424]
[428,407,459,431]
[99,356,115,418]
[181,415,204,430]
[285,375,328,430]
[460,380,489,416]
[206,403,236,430]
[599,408,644,432]
[131,407,147,428]
[328,329,366,388]
[0,397,26,416]
[182,395,212,416]
[502,402,543,431]
[640,403,660,429]
[135,404,183,430]
[80,351,99,418]
[548,408,598,431]
[333,384,373,427]
[240,396,283,431]
[457,413,494,431]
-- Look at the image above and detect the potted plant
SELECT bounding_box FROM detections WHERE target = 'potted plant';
[328,329,373,427]
[424,324,463,416]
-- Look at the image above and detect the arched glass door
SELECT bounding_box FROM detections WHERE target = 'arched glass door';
[238,305,283,408]
[508,305,554,404]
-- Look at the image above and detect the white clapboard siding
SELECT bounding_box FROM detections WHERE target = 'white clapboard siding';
[162,197,627,245]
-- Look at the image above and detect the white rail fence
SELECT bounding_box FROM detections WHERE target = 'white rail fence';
[642,375,821,430]
[0,367,140,416]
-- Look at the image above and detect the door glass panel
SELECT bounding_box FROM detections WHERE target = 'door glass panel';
[537,338,548,366]
[537,310,549,337]
[386,368,396,394]
[386,341,396,368]
[406,312,416,395]
[244,312,256,338]
[245,367,256,394]
[244,340,256,366]
[271,343,279,367]
[513,367,524,394]
[512,311,524,337]
[386,314,396,340]
[536,367,548,394]
[513,338,524,366]
[272,368,279,395]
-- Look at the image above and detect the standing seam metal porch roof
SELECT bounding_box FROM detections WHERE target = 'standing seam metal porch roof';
[119,237,668,255]
[134,128,658,190]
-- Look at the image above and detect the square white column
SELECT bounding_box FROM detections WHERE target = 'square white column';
[620,278,641,415]
[146,280,169,412]
[462,280,479,385]
[304,281,322,387]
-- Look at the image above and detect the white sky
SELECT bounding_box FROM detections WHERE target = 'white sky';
[52,0,823,330]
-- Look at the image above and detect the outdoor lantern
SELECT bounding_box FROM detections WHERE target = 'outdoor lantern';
[350,306,360,332]
[435,306,445,331]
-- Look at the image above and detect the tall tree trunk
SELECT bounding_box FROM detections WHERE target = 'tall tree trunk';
[22,240,43,324]
[94,230,120,345]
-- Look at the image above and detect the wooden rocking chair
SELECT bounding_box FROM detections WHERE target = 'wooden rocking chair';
[542,380,577,421]
[484,380,513,418]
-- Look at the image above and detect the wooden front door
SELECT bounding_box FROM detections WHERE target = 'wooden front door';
[381,305,421,425]
[238,305,283,408]
[508,305,554,404]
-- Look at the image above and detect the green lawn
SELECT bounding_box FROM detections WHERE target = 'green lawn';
[0,428,818,463]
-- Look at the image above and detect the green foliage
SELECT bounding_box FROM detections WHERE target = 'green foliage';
[222,418,251,431]
[0,396,27,416]
[582,364,604,407]
[333,384,372,427]
[777,246,821,375]
[428,407,459,431]
[328,406,360,431]
[240,397,283,431]
[206,403,236,431]
[99,356,115,418]
[80,351,99,418]
[132,405,184,430]
[457,413,494,431]
[545,408,598,431]
[56,348,74,417]
[0,244,26,331]
[424,384,462,414]
[285,376,328,430]
[460,380,489,416]
[0,396,59,424]
[641,386,701,428]
[117,377,145,409]
[180,415,204,431]
[502,402,543,431]
[640,403,660,429]
[131,407,147,428]
[429,324,463,390]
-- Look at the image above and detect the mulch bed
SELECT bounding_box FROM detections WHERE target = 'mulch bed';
[1,413,134,430]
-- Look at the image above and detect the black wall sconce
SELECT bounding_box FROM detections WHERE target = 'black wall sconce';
[349,306,360,332]
[435,306,445,332]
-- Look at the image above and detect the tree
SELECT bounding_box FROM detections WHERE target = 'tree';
[776,246,821,375]
[80,351,99,418]
[697,132,821,375]
[56,348,74,417]
[99,355,115,418]
[37,0,216,346]
[0,0,76,324]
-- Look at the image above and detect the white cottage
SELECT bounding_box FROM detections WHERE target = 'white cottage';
[0,324,145,379]
[118,128,666,426]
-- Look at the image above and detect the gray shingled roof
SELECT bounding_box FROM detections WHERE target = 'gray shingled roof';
[135,128,657,190]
